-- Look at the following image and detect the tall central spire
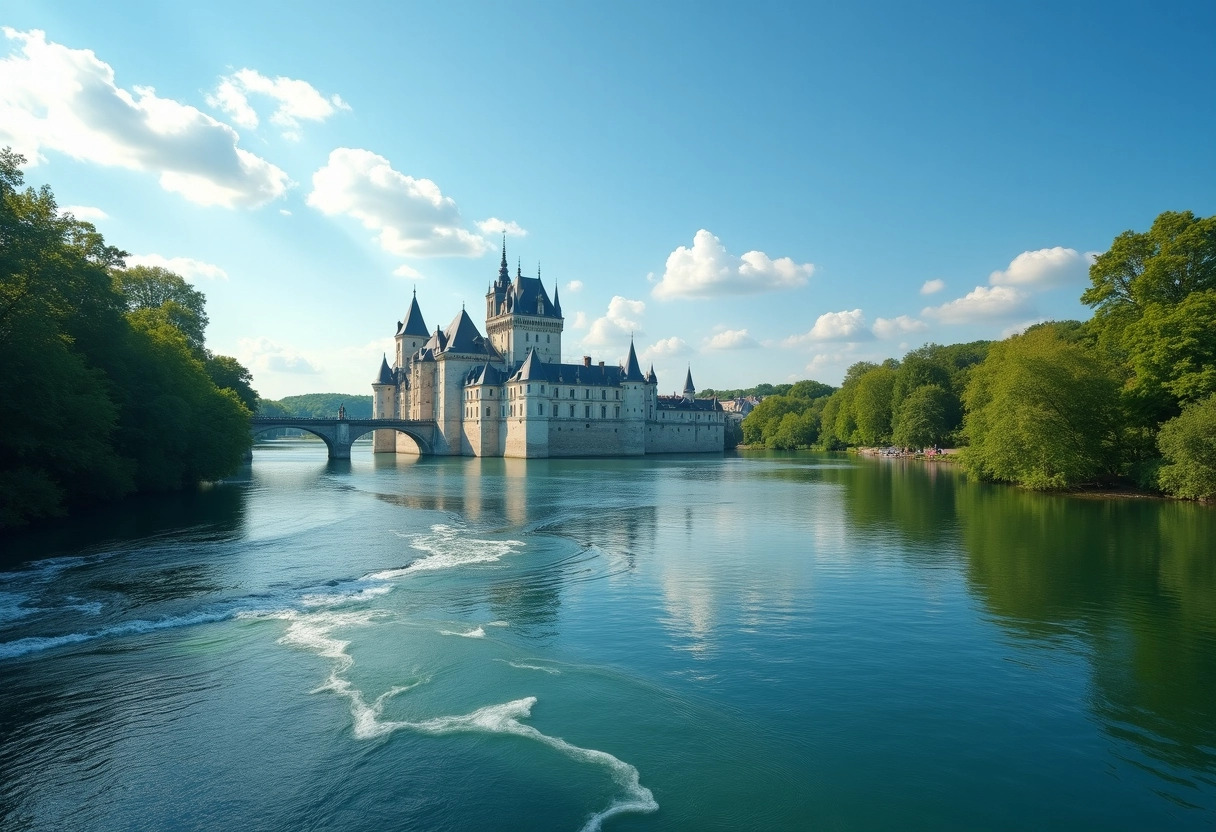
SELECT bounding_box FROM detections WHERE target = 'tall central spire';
[497,233,510,286]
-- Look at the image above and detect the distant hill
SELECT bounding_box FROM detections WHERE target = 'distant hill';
[258,393,373,419]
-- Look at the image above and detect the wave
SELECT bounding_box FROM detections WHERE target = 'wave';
[494,659,561,675]
[301,585,392,608]
[439,626,485,639]
[369,524,524,579]
[0,609,240,660]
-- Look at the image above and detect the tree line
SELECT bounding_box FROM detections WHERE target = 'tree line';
[741,210,1216,499]
[1,149,258,529]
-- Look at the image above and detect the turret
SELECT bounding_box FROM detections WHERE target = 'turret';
[683,367,696,401]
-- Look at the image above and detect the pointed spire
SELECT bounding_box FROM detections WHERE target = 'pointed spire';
[374,353,395,385]
[683,366,696,400]
[623,337,645,382]
[517,257,521,278]
[646,364,657,384]
[402,289,428,337]
[497,234,510,285]
[553,281,562,316]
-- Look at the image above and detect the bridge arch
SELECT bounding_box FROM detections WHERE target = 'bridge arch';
[342,424,433,455]
[247,417,437,460]
[250,424,338,456]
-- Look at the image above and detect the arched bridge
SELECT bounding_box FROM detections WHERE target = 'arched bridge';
[249,417,437,459]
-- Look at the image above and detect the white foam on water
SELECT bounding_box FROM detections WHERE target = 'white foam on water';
[0,591,39,624]
[439,626,485,639]
[368,524,524,579]
[485,620,510,628]
[301,585,392,608]
[494,659,562,675]
[0,609,237,660]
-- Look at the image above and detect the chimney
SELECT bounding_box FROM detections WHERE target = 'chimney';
[598,361,605,369]
[583,356,592,367]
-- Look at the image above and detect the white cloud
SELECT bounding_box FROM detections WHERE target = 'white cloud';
[652,229,813,299]
[207,68,348,138]
[279,208,292,216]
[872,315,929,339]
[923,285,1031,323]
[393,264,423,279]
[988,246,1095,289]
[571,311,588,329]
[704,328,759,350]
[125,253,228,282]
[307,148,490,258]
[475,218,527,237]
[0,29,289,208]
[641,336,692,361]
[785,309,870,345]
[237,337,321,375]
[565,280,584,293]
[584,296,644,347]
[61,204,108,221]
[921,279,945,295]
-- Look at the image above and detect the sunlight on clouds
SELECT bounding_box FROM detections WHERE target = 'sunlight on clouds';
[987,246,1096,288]
[307,148,491,257]
[0,29,289,208]
[641,337,692,361]
[207,68,349,138]
[785,309,870,345]
[704,329,759,350]
[653,229,813,299]
[475,218,527,237]
[126,253,228,282]
[921,279,945,295]
[237,337,321,375]
[393,264,423,279]
[565,280,584,293]
[923,285,1031,323]
[872,315,928,339]
[571,311,588,329]
[583,296,644,347]
[61,204,108,221]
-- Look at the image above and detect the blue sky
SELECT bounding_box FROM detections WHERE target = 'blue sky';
[4,1,1214,399]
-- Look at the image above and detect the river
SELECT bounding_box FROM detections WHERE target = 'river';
[1,443,1213,830]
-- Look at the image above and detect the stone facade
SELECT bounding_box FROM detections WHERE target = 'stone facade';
[371,243,724,458]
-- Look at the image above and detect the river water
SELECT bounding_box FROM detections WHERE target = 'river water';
[1,443,1213,831]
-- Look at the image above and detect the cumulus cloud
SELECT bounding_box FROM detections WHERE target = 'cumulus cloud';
[785,309,870,345]
[393,264,423,279]
[565,280,584,293]
[652,229,813,299]
[237,337,321,374]
[988,246,1096,289]
[923,285,1031,323]
[583,296,644,346]
[872,315,929,339]
[61,204,108,221]
[704,328,759,350]
[307,148,490,257]
[125,253,228,281]
[571,311,588,329]
[207,69,348,139]
[475,218,527,237]
[642,336,692,361]
[0,29,289,208]
[921,279,945,295]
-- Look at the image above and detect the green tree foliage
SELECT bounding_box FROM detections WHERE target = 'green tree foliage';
[1082,211,1216,423]
[113,265,209,352]
[205,353,259,411]
[262,393,373,419]
[853,366,898,445]
[0,148,252,528]
[1156,393,1216,500]
[892,384,954,449]
[739,380,834,448]
[961,326,1125,489]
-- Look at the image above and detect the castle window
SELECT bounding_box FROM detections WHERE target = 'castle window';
[538,403,544,415]
[584,405,590,418]
[615,390,619,400]
[546,334,551,343]
[485,407,490,417]
[601,390,606,400]
[569,405,575,417]
[525,333,529,342]
[540,385,545,394]
[601,406,607,418]
[615,406,620,418]
[569,389,574,398]
[585,390,589,399]
[527,384,531,394]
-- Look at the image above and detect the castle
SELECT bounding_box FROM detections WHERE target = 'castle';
[370,242,724,457]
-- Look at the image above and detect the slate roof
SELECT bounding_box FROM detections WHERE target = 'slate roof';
[400,291,428,337]
[466,362,506,386]
[509,275,560,318]
[645,364,658,385]
[657,395,722,412]
[683,367,696,397]
[623,340,645,382]
[441,310,497,357]
[374,354,395,385]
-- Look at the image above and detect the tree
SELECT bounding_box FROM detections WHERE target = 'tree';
[787,379,835,400]
[961,327,1125,489]
[892,384,954,449]
[113,265,209,353]
[1156,393,1216,500]
[206,353,259,411]
[853,366,897,445]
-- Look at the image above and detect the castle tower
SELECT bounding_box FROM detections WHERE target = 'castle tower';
[485,240,563,365]
[396,289,429,368]
[372,354,397,452]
